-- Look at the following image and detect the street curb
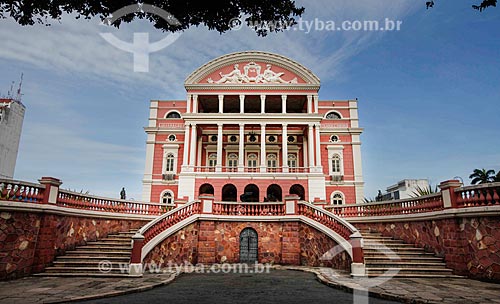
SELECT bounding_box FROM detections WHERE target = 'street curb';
[43,272,178,304]
[278,266,438,304]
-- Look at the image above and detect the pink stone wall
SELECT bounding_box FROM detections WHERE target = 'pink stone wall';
[0,211,147,280]
[143,220,350,271]
[355,216,500,282]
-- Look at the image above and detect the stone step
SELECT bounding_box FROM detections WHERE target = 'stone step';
[366,273,464,278]
[33,272,136,278]
[78,244,131,249]
[43,266,129,274]
[364,243,420,248]
[363,239,411,244]
[86,241,131,246]
[52,261,129,267]
[364,247,426,252]
[66,250,131,256]
[366,267,454,274]
[55,256,130,261]
[98,237,132,242]
[363,252,436,258]
[365,256,444,262]
[365,262,448,268]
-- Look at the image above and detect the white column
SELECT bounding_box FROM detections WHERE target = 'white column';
[260,94,266,114]
[260,123,266,172]
[315,123,322,169]
[239,94,245,114]
[216,123,223,172]
[303,136,308,168]
[307,124,315,168]
[307,95,312,114]
[192,94,198,113]
[282,123,288,173]
[281,95,287,114]
[238,123,245,172]
[186,94,191,114]
[189,123,197,167]
[218,94,224,113]
[182,123,190,168]
[313,94,319,114]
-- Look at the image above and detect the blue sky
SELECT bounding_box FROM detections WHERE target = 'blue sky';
[0,0,499,200]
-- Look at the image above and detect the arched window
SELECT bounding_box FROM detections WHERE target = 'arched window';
[227,153,238,172]
[161,191,174,205]
[166,111,181,119]
[208,153,217,171]
[165,153,175,172]
[267,153,277,172]
[331,192,344,205]
[331,154,341,173]
[247,153,258,172]
[330,135,339,142]
[287,154,297,168]
[325,111,342,119]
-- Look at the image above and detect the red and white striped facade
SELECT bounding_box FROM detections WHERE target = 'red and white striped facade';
[142,51,364,205]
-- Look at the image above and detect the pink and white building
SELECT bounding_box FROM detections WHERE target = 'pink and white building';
[141,51,364,205]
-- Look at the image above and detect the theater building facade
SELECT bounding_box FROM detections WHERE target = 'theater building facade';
[142,51,364,205]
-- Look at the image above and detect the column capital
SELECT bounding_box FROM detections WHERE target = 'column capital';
[282,123,288,127]
[192,94,198,99]
[217,122,224,127]
[314,122,321,127]
[190,122,197,127]
[281,94,287,100]
[260,123,266,127]
[308,123,315,127]
[184,122,190,127]
[239,123,245,127]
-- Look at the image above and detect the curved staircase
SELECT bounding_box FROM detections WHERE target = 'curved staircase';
[361,230,463,278]
[35,231,135,277]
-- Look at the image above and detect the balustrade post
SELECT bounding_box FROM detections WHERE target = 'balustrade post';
[349,231,365,277]
[38,177,62,204]
[439,179,462,209]
[200,194,215,214]
[285,194,299,215]
[129,233,144,276]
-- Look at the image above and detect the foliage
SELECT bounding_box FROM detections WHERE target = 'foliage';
[0,1,304,37]
[410,184,439,198]
[426,0,497,11]
[469,168,496,185]
[362,197,376,204]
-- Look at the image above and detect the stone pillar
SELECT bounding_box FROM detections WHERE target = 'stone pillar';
[281,222,300,265]
[260,123,266,172]
[282,123,288,173]
[192,94,198,113]
[439,180,463,209]
[281,94,287,114]
[189,123,197,167]
[218,94,224,113]
[198,221,216,264]
[38,177,62,204]
[349,232,365,277]
[307,95,312,113]
[284,194,299,215]
[216,123,223,172]
[129,233,145,276]
[260,94,266,114]
[314,123,322,170]
[239,94,245,114]
[182,123,190,168]
[308,124,315,168]
[186,94,191,114]
[238,123,245,172]
[313,94,319,114]
[200,194,215,214]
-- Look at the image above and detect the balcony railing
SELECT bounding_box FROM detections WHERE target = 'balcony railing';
[193,166,310,173]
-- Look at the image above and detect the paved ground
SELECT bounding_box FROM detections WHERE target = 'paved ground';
[0,266,499,303]
[77,269,397,304]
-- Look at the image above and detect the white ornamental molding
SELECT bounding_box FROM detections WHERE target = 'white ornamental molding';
[207,62,298,84]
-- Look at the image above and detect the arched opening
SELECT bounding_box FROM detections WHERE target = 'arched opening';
[289,184,305,200]
[241,184,259,202]
[266,184,282,202]
[239,228,258,263]
[221,184,237,202]
[165,111,181,119]
[199,183,214,196]
[331,192,344,205]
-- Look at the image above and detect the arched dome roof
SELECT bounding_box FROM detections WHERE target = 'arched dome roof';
[184,51,320,91]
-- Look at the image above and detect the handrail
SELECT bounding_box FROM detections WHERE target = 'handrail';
[298,201,358,240]
[325,193,443,217]
[138,200,201,244]
[213,201,285,216]
[0,179,45,203]
[455,182,500,208]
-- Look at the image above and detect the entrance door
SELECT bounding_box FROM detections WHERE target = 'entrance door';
[239,228,258,263]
